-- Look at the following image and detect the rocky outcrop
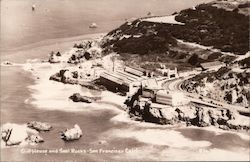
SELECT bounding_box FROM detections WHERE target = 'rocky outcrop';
[182,67,250,107]
[48,51,61,63]
[1,123,44,147]
[69,93,98,103]
[60,124,82,141]
[124,91,249,131]
[50,69,106,91]
[102,0,249,56]
[27,121,52,131]
[49,69,79,84]
[69,40,102,64]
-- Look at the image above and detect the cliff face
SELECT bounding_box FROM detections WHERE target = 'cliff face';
[124,89,250,131]
[182,67,250,106]
[102,0,249,56]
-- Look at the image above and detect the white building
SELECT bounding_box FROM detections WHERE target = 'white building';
[156,90,189,106]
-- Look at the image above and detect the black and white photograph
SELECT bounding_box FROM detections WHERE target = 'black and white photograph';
[0,0,249,161]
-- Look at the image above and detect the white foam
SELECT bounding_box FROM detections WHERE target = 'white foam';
[108,128,211,148]
[22,58,127,113]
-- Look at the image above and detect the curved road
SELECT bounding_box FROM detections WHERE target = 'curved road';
[161,75,249,115]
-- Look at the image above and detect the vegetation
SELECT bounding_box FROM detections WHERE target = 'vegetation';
[102,0,249,62]
[182,67,250,105]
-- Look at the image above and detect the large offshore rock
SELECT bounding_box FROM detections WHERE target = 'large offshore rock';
[69,93,94,103]
[1,123,40,146]
[60,124,82,141]
[27,121,52,131]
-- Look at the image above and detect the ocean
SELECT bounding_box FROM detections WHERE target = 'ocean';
[1,0,213,52]
[1,0,249,161]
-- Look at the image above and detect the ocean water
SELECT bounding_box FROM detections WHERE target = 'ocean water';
[1,0,249,161]
[1,0,212,52]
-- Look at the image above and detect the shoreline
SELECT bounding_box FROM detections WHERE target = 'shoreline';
[1,33,249,162]
[0,33,106,63]
[1,33,106,54]
[3,31,249,134]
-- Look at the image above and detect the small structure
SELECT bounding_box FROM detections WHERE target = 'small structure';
[141,79,162,100]
[200,61,225,71]
[157,67,178,78]
[155,90,188,106]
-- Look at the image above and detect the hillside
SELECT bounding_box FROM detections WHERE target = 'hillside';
[101,0,249,70]
[182,67,250,107]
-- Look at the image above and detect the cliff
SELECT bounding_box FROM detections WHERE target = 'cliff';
[124,89,250,131]
[101,0,249,70]
[182,67,250,107]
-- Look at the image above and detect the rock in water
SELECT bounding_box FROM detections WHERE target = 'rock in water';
[27,134,44,144]
[2,61,13,66]
[1,123,39,146]
[69,93,93,103]
[27,121,52,131]
[60,124,82,141]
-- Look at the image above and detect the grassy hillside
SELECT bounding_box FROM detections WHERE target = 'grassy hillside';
[101,0,249,69]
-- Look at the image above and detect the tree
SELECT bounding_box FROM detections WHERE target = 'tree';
[188,54,199,66]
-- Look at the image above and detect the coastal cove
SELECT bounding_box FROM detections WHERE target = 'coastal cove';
[1,0,250,161]
[1,33,249,161]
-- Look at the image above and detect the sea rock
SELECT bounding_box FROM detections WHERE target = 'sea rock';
[69,93,94,103]
[1,123,39,146]
[2,61,13,66]
[27,121,52,131]
[49,69,78,84]
[48,52,60,63]
[62,70,79,84]
[60,124,82,141]
[26,134,44,144]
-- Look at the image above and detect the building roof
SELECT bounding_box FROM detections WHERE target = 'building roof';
[142,78,161,89]
[200,61,224,69]
[124,66,144,77]
[100,72,123,85]
[116,70,140,81]
[100,71,134,86]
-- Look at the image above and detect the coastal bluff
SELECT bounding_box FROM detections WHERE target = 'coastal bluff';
[124,89,250,131]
